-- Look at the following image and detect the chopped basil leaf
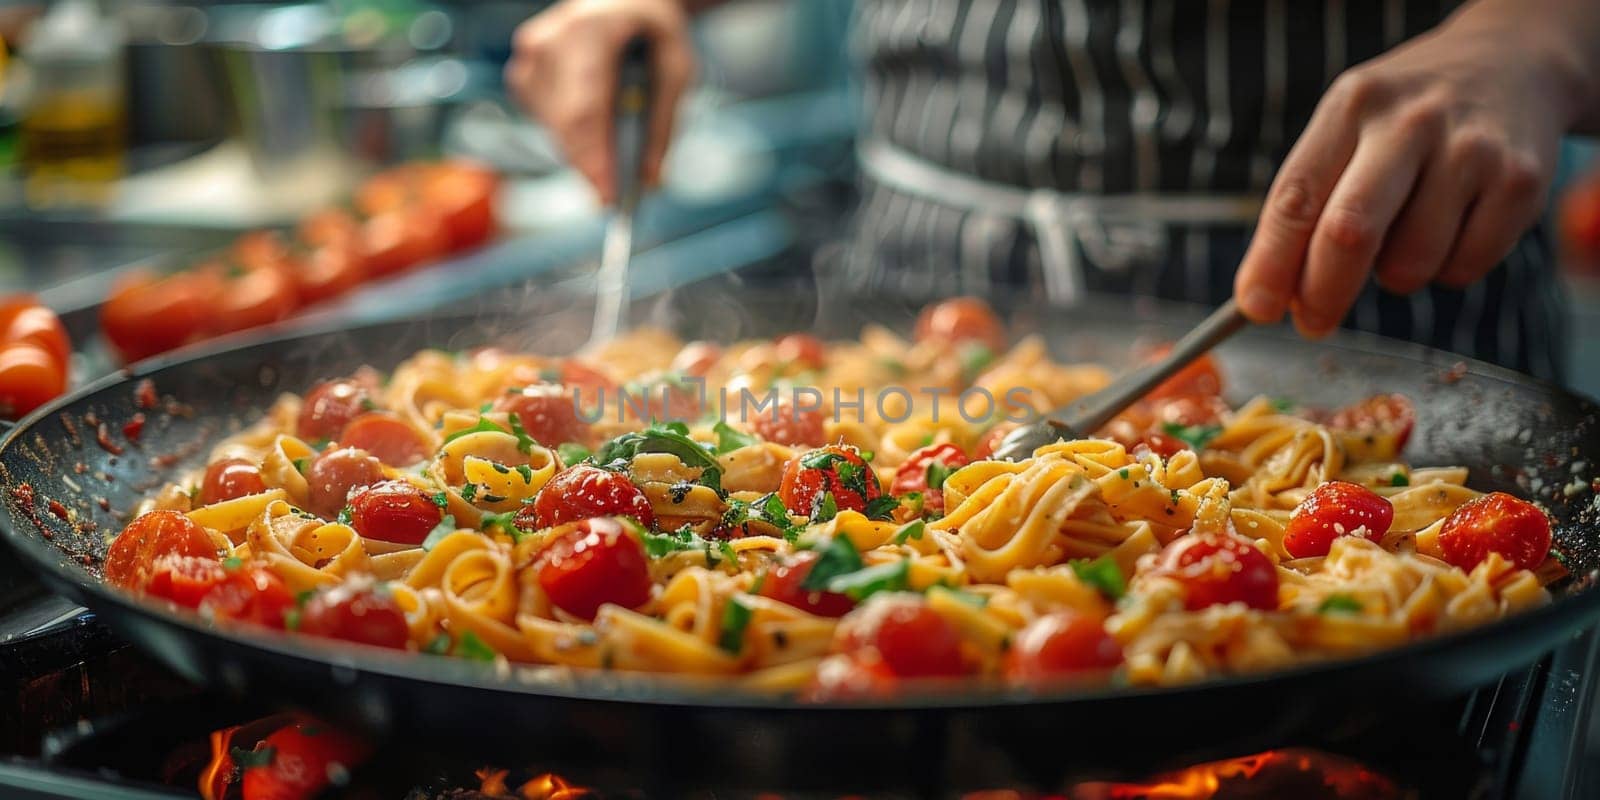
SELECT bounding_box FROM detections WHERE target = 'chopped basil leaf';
[587,423,724,496]
[222,556,243,570]
[1069,555,1126,600]
[1390,472,1409,487]
[295,589,316,606]
[801,535,864,591]
[431,491,449,508]
[456,631,498,661]
[359,397,379,412]
[836,460,872,499]
[284,608,302,631]
[712,421,759,454]
[292,457,310,475]
[900,491,926,519]
[231,745,276,769]
[810,491,839,523]
[479,401,493,413]
[505,413,539,454]
[337,506,353,526]
[801,450,845,470]
[878,356,907,377]
[1270,397,1297,412]
[460,483,478,502]
[514,464,535,483]
[926,461,955,491]
[860,449,875,463]
[826,557,911,602]
[958,342,995,380]
[557,442,591,465]
[891,519,926,545]
[718,540,739,566]
[718,596,754,654]
[443,418,510,446]
[641,526,705,558]
[479,510,524,541]
[1317,594,1363,614]
[1118,467,1131,480]
[1161,421,1223,451]
[749,493,803,543]
[930,584,989,608]
[424,633,452,655]
[421,514,457,551]
[863,495,899,521]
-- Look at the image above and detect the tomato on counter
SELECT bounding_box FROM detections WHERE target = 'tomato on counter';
[100,268,220,363]
[0,295,71,418]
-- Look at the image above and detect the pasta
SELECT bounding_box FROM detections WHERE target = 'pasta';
[103,298,1562,696]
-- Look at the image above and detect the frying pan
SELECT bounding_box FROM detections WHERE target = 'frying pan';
[2,281,1598,793]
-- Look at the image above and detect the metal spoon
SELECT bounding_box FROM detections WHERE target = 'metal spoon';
[991,298,1251,461]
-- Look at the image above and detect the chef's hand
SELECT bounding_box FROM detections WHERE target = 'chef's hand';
[505,0,697,205]
[1234,0,1600,338]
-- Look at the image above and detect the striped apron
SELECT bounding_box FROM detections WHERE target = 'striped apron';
[836,0,1568,382]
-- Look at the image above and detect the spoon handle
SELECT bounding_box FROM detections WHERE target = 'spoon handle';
[1064,298,1251,434]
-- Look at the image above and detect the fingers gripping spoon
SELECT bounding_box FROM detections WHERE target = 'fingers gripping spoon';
[589,38,652,347]
[991,299,1252,460]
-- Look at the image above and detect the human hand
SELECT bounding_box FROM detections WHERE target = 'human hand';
[505,0,696,205]
[1233,9,1589,337]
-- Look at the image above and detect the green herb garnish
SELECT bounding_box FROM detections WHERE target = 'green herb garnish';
[456,631,498,661]
[557,442,591,465]
[424,633,452,655]
[1070,555,1126,600]
[891,519,926,545]
[337,506,353,526]
[926,461,955,491]
[431,491,449,508]
[863,495,899,521]
[718,596,754,653]
[460,483,478,502]
[505,413,539,454]
[292,457,310,475]
[1317,594,1363,614]
[222,556,243,571]
[587,423,724,496]
[810,491,839,523]
[421,514,457,550]
[800,535,864,591]
[712,421,759,454]
[1161,421,1223,451]
[1390,472,1409,487]
[826,557,911,601]
[231,746,276,769]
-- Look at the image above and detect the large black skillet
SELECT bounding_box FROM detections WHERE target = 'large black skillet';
[1,282,1598,794]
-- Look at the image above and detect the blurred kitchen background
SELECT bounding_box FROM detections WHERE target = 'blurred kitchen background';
[0,0,1594,392]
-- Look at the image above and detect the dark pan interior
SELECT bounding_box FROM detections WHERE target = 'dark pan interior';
[2,279,1599,790]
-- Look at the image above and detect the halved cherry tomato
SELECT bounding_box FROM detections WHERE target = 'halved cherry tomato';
[837,595,966,678]
[670,341,722,377]
[200,458,268,505]
[200,564,295,628]
[346,480,443,545]
[0,300,69,367]
[1283,481,1393,559]
[361,207,450,278]
[420,161,499,251]
[99,269,221,363]
[774,333,826,370]
[239,719,371,800]
[292,242,366,307]
[1154,533,1279,611]
[560,359,617,403]
[913,297,1006,352]
[891,443,969,516]
[520,464,654,530]
[105,510,218,589]
[337,412,429,466]
[1145,346,1224,400]
[0,341,66,417]
[1002,610,1122,682]
[205,262,299,336]
[750,400,826,447]
[495,384,589,447]
[1438,492,1553,572]
[1328,394,1417,456]
[296,379,371,442]
[305,447,385,518]
[144,554,228,608]
[779,445,882,518]
[804,653,898,701]
[534,517,652,620]
[299,580,410,650]
[757,550,856,617]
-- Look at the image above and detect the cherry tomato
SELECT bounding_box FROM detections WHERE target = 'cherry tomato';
[559,360,617,410]
[197,262,298,336]
[0,301,69,367]
[293,242,366,306]
[913,297,1006,352]
[973,423,1017,460]
[534,517,652,620]
[757,551,856,617]
[1328,394,1417,453]
[305,447,385,519]
[231,231,290,272]
[1151,393,1230,427]
[105,510,218,590]
[296,379,371,442]
[200,458,268,505]
[356,167,411,216]
[1282,481,1394,559]
[520,464,654,530]
[1145,347,1224,400]
[299,207,362,248]
[1438,492,1553,572]
[298,580,410,650]
[1002,610,1122,682]
[0,341,66,417]
[495,384,590,447]
[749,401,826,447]
[199,564,295,627]
[144,554,228,608]
[779,445,882,518]
[774,333,827,370]
[99,269,220,363]
[670,341,722,377]
[1154,533,1280,611]
[361,207,450,278]
[337,412,429,466]
[421,161,499,251]
[891,443,969,516]
[239,719,370,800]
[1138,431,1188,460]
[804,653,899,701]
[837,596,966,678]
[346,480,443,545]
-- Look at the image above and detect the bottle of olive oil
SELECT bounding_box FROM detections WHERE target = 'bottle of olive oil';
[19,0,124,208]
